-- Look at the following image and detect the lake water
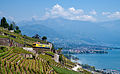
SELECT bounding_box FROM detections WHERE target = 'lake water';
[73,49,120,71]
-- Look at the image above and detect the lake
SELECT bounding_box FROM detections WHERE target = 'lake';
[73,49,120,71]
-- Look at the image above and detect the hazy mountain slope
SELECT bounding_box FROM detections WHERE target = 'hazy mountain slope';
[19,20,63,39]
[18,18,120,46]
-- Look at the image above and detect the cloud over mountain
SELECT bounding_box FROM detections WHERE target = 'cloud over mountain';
[90,10,97,15]
[107,12,120,19]
[102,11,120,20]
[42,4,96,22]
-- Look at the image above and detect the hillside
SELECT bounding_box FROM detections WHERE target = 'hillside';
[0,17,91,74]
[0,46,86,74]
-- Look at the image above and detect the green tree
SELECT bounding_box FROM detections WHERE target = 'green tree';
[15,29,21,34]
[42,36,47,41]
[59,54,64,64]
[0,17,9,28]
[0,17,6,27]
[9,24,14,30]
[16,26,19,30]
[14,26,21,34]
[11,21,16,29]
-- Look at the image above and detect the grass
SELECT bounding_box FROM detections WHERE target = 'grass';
[52,65,82,74]
[45,51,55,56]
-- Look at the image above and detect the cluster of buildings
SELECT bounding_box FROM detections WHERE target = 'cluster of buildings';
[63,49,108,54]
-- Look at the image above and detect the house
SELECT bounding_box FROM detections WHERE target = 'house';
[23,47,36,54]
[10,30,14,32]
[54,54,59,63]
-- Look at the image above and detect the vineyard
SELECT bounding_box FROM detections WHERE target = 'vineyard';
[0,47,55,74]
[0,46,88,74]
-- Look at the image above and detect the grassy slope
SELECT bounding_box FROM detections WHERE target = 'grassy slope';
[52,66,82,74]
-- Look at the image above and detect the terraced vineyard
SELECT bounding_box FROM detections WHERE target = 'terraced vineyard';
[0,48,57,74]
[0,47,86,74]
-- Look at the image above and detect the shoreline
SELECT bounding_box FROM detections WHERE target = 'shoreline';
[71,59,120,74]
[63,49,120,73]
[71,54,120,74]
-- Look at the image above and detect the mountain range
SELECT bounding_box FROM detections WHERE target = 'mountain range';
[18,18,120,47]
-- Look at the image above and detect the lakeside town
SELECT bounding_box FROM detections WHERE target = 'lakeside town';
[62,49,108,54]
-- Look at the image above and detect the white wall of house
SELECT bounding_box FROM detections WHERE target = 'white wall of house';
[10,30,14,32]
[49,43,53,50]
[23,47,36,54]
[54,54,59,63]
[23,47,33,51]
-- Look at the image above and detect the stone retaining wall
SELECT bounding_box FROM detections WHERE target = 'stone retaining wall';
[0,38,24,47]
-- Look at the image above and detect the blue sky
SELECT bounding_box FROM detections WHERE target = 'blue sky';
[0,0,120,22]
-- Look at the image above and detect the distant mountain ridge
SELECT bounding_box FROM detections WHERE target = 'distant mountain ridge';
[18,18,120,47]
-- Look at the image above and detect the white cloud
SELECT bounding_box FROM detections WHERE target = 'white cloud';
[42,4,96,22]
[67,15,96,21]
[102,11,120,20]
[50,4,69,18]
[90,10,97,15]
[68,7,84,14]
[102,12,111,15]
[41,12,50,20]
[107,11,120,19]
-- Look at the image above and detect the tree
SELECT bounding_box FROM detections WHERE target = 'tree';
[0,17,6,27]
[32,34,41,39]
[42,36,47,41]
[59,54,64,65]
[16,26,19,30]
[0,17,9,28]
[14,29,21,34]
[9,24,14,30]
[14,26,21,34]
[11,21,16,29]
[4,23,9,28]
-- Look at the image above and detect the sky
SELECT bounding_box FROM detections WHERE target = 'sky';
[0,0,120,22]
